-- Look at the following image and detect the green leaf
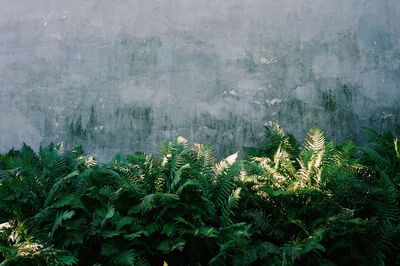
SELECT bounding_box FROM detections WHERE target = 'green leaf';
[57,255,78,265]
[124,230,146,240]
[51,210,75,237]
[114,249,136,265]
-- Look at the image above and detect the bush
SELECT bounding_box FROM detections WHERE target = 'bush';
[0,125,399,265]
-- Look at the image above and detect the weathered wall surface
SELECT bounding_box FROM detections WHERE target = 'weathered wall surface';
[1,0,399,160]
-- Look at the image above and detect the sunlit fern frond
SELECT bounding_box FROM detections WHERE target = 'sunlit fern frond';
[304,127,325,153]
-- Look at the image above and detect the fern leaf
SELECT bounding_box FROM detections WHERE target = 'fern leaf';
[57,254,78,265]
[359,147,390,170]
[51,210,75,237]
[114,249,136,265]
[304,127,325,153]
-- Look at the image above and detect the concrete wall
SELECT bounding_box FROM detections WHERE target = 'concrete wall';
[1,0,399,160]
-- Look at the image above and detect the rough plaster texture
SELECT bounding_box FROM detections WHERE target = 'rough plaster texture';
[0,0,399,160]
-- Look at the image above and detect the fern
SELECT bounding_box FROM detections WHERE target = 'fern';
[51,210,75,237]
[0,127,399,265]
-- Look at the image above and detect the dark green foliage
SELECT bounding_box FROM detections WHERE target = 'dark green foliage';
[0,126,399,265]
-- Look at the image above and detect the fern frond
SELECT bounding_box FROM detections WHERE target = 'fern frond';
[136,193,179,214]
[113,249,136,265]
[51,210,75,237]
[394,139,400,161]
[359,147,390,171]
[304,127,325,153]
[213,162,240,209]
[221,188,241,225]
[44,171,79,207]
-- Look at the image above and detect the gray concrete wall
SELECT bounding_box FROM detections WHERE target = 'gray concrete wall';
[1,0,399,160]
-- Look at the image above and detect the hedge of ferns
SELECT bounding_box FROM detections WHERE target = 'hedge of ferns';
[0,125,399,265]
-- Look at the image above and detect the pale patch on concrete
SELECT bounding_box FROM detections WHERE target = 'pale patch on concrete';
[292,83,316,104]
[259,57,278,64]
[266,98,282,105]
[0,110,42,151]
[312,54,341,78]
